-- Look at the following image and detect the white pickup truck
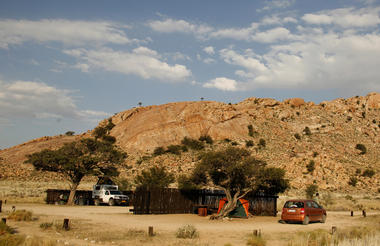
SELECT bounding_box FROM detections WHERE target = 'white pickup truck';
[92,184,129,206]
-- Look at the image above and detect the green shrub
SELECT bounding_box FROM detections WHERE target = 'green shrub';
[248,125,254,137]
[0,233,25,246]
[258,138,266,148]
[294,133,301,140]
[0,222,13,234]
[305,184,318,199]
[231,141,239,146]
[306,160,315,173]
[177,175,199,190]
[303,126,312,135]
[135,166,175,189]
[224,138,231,143]
[176,225,199,239]
[7,210,33,221]
[246,235,266,246]
[199,135,213,144]
[348,177,358,187]
[355,168,362,175]
[362,169,375,178]
[65,131,75,136]
[181,137,204,150]
[166,145,182,155]
[313,152,319,157]
[40,222,53,230]
[355,144,367,154]
[153,146,166,156]
[245,140,254,147]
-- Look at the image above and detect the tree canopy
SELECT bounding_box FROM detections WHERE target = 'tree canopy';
[25,134,126,205]
[186,147,289,219]
[135,166,175,190]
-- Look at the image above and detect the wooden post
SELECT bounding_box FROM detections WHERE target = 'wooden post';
[1,218,6,224]
[0,200,2,213]
[362,210,366,217]
[351,211,354,216]
[253,230,258,237]
[332,226,337,235]
[148,226,154,236]
[63,218,70,230]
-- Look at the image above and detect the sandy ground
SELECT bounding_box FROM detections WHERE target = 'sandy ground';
[1,203,379,246]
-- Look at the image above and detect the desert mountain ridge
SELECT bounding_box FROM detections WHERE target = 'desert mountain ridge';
[0,92,379,193]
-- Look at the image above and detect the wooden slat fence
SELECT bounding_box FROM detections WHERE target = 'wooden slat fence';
[132,188,278,216]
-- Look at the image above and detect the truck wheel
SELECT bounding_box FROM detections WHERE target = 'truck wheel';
[108,198,115,206]
[94,199,100,206]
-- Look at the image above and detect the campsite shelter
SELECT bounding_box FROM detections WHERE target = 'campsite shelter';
[217,198,250,218]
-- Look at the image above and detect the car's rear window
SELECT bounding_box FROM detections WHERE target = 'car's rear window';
[284,201,304,208]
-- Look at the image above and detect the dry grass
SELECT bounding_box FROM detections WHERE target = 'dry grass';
[7,210,33,221]
[287,226,380,246]
[176,224,199,239]
[278,191,380,211]
[246,235,266,246]
[22,236,57,246]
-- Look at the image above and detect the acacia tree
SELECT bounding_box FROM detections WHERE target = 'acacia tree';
[187,147,289,219]
[135,166,175,189]
[25,137,126,205]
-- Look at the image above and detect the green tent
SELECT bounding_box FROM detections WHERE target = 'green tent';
[217,198,250,218]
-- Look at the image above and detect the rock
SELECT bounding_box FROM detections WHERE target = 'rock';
[366,92,380,109]
[284,98,305,107]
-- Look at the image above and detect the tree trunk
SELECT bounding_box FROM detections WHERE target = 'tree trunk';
[210,189,240,220]
[67,183,79,206]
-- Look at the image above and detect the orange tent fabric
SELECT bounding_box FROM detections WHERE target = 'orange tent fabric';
[217,197,250,217]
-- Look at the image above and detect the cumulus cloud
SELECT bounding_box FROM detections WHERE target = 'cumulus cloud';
[302,7,380,28]
[203,77,238,91]
[203,46,215,55]
[0,19,131,49]
[0,80,109,121]
[148,18,213,38]
[213,30,380,92]
[64,47,191,81]
[258,0,296,12]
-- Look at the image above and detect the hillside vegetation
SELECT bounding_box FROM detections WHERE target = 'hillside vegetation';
[0,93,379,194]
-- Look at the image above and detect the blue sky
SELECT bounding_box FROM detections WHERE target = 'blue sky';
[0,0,380,149]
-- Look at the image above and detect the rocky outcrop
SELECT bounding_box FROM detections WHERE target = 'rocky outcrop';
[1,93,379,192]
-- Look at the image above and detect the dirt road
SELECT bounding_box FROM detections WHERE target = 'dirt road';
[1,203,378,245]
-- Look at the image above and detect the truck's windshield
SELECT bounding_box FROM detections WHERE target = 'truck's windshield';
[110,191,122,195]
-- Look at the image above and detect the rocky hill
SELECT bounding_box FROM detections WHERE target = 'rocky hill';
[0,93,379,193]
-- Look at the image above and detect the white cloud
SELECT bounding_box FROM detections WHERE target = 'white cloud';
[210,23,258,41]
[203,58,215,64]
[214,31,380,92]
[64,47,191,82]
[302,7,380,28]
[148,18,213,38]
[0,80,109,121]
[258,0,296,12]
[252,27,291,43]
[203,46,215,55]
[0,19,131,49]
[203,77,238,91]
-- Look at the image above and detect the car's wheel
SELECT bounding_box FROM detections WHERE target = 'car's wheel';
[108,198,115,206]
[94,199,100,206]
[321,214,326,223]
[302,216,310,225]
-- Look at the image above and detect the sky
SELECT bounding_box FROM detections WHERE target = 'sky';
[0,0,380,149]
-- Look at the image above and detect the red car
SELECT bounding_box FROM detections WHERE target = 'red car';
[281,199,326,225]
